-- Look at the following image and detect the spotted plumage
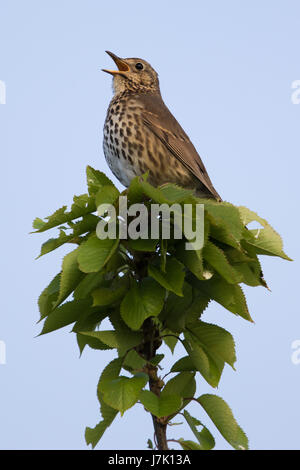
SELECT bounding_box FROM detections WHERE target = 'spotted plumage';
[102,51,221,200]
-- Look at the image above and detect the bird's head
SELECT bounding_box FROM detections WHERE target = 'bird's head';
[102,51,160,95]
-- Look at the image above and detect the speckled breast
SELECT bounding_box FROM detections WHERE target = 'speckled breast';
[103,96,196,190]
[103,96,146,187]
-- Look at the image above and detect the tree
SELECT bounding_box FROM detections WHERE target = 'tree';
[33,166,291,450]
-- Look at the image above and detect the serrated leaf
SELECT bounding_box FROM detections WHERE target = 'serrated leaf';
[32,217,46,230]
[176,243,204,280]
[97,357,123,402]
[159,184,195,202]
[92,276,129,307]
[36,215,99,258]
[79,329,143,354]
[86,165,115,195]
[77,236,119,273]
[39,298,92,335]
[73,271,105,299]
[148,257,185,296]
[85,396,118,449]
[140,390,182,418]
[171,356,195,372]
[184,290,210,324]
[85,418,113,449]
[38,273,61,319]
[203,241,242,284]
[161,283,193,333]
[120,278,165,330]
[186,321,236,369]
[197,394,249,450]
[183,410,215,450]
[53,248,84,308]
[190,275,253,322]
[202,200,243,249]
[239,206,292,261]
[126,238,158,252]
[95,185,120,212]
[178,439,203,450]
[77,332,114,352]
[183,333,224,387]
[32,194,96,233]
[101,373,148,414]
[163,372,196,399]
[163,331,178,354]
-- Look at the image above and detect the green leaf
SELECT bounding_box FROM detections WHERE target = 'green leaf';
[140,391,182,418]
[95,185,120,212]
[77,236,119,273]
[186,321,236,369]
[159,183,195,202]
[101,373,148,414]
[92,276,129,307]
[85,418,114,449]
[161,283,193,333]
[183,410,215,450]
[122,350,147,373]
[79,329,142,354]
[53,248,84,308]
[147,438,154,449]
[72,309,107,334]
[32,217,46,230]
[37,215,99,257]
[203,200,244,247]
[239,206,292,260]
[86,165,115,195]
[126,238,158,252]
[148,258,185,296]
[183,332,224,387]
[73,271,105,299]
[39,298,92,335]
[38,273,61,319]
[176,243,204,280]
[97,357,123,402]
[178,439,204,450]
[224,246,267,287]
[162,331,178,354]
[190,275,253,322]
[163,372,196,399]
[85,396,118,449]
[120,278,165,330]
[77,331,114,352]
[171,356,195,372]
[196,394,249,450]
[203,241,242,284]
[32,194,96,233]
[184,290,210,324]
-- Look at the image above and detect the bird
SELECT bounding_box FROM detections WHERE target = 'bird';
[102,51,221,201]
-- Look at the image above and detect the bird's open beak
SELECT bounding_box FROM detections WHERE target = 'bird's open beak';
[102,51,130,76]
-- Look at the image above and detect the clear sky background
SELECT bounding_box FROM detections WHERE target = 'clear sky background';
[0,0,299,450]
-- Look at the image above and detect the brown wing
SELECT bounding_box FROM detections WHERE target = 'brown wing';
[138,94,221,201]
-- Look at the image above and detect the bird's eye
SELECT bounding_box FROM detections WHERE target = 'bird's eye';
[135,63,144,70]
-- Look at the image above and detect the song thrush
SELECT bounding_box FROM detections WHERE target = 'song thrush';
[102,51,221,200]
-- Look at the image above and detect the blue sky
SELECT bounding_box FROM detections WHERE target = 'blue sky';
[0,0,299,449]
